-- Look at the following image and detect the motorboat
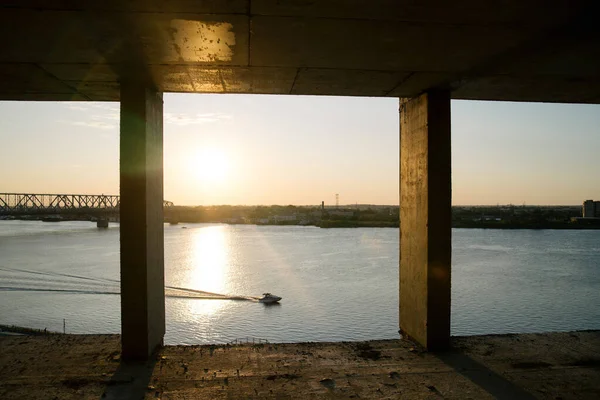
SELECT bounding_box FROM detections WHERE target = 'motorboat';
[258,293,282,303]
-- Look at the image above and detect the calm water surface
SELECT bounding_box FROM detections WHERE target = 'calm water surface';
[1,221,599,344]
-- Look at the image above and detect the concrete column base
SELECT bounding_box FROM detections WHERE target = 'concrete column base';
[399,91,451,351]
[119,82,165,361]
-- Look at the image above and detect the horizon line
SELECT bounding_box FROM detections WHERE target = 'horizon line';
[174,203,583,207]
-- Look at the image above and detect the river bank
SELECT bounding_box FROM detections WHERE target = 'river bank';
[9,216,600,229]
[317,220,600,229]
[0,324,62,336]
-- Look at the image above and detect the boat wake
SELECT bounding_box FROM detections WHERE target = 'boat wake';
[0,286,119,296]
[0,267,261,301]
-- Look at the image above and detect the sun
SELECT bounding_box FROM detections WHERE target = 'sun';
[189,149,229,183]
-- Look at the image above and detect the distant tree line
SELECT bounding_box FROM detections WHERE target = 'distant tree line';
[164,204,599,229]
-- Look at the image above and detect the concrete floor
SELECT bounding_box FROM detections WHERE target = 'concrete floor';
[0,331,598,399]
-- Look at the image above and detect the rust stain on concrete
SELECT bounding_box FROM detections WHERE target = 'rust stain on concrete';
[169,20,235,62]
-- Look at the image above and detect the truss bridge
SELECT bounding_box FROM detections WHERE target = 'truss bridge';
[0,193,175,226]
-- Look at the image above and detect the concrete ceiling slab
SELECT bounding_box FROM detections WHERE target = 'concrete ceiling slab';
[251,0,577,27]
[0,10,249,65]
[0,1,598,103]
[151,65,203,92]
[220,67,297,94]
[250,16,534,71]
[387,73,454,98]
[0,0,250,13]
[0,63,76,94]
[41,64,119,82]
[66,81,120,101]
[0,11,108,64]
[0,93,88,101]
[152,65,298,94]
[453,75,600,104]
[291,69,409,96]
[496,40,600,78]
[133,14,249,65]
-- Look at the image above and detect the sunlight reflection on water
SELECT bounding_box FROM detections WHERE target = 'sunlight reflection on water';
[188,225,229,316]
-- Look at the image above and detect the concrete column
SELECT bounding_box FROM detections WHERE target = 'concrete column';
[119,83,165,361]
[399,91,451,350]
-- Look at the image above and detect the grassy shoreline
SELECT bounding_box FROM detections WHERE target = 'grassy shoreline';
[0,324,62,336]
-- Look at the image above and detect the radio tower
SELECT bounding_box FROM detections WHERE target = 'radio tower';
[335,193,339,208]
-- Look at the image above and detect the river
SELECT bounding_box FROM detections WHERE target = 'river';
[1,221,599,344]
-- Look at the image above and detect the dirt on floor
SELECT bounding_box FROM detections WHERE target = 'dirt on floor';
[0,331,599,399]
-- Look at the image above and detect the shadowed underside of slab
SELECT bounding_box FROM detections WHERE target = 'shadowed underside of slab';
[0,0,599,103]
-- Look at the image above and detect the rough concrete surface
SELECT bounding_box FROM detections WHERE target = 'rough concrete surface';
[1,331,599,399]
[119,84,165,361]
[399,91,452,350]
[0,2,599,102]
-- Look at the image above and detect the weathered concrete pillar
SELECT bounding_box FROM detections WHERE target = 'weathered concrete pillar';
[119,83,165,361]
[399,91,451,351]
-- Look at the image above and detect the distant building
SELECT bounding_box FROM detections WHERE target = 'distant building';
[480,215,502,222]
[271,215,296,223]
[328,210,355,218]
[583,200,597,218]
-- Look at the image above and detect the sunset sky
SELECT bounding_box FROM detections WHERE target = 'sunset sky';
[0,95,598,206]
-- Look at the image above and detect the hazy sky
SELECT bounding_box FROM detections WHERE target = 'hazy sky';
[0,95,598,206]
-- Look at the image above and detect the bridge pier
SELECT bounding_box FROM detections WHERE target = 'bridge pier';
[96,218,109,228]
[119,82,165,361]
